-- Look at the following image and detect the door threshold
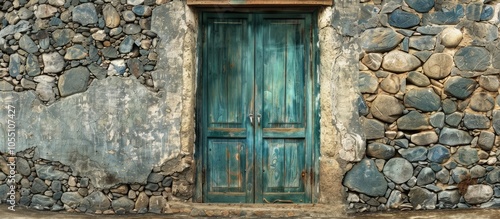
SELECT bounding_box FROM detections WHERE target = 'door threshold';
[166,202,345,217]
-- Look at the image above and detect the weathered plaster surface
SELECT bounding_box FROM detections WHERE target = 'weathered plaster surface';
[318,0,364,209]
[0,1,190,189]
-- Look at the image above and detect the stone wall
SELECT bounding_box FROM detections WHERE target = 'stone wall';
[0,0,197,214]
[344,0,500,212]
[0,0,160,102]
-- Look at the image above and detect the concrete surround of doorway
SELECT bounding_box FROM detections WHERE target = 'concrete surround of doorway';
[181,0,362,215]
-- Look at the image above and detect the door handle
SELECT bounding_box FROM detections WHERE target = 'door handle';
[249,113,254,125]
[256,114,261,126]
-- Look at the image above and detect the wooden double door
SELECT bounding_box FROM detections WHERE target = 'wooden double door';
[199,12,315,203]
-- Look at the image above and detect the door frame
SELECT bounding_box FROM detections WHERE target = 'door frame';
[194,9,320,203]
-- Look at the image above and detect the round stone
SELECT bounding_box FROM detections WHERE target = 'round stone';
[478,131,495,151]
[444,76,477,100]
[103,4,120,28]
[360,28,403,53]
[361,53,383,70]
[464,185,493,204]
[411,131,438,146]
[439,127,472,146]
[382,50,421,73]
[380,74,400,94]
[454,46,491,71]
[362,118,385,140]
[123,11,136,22]
[453,146,479,166]
[423,53,453,79]
[42,52,65,73]
[427,145,450,163]
[406,71,430,87]
[399,146,428,162]
[370,94,404,123]
[470,92,495,112]
[388,9,420,28]
[367,143,395,159]
[343,159,388,196]
[383,158,413,184]
[73,3,98,26]
[479,75,499,92]
[440,27,463,47]
[404,0,434,13]
[404,87,441,112]
[397,111,430,131]
[416,167,435,186]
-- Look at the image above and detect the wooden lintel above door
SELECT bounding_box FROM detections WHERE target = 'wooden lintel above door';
[187,0,333,6]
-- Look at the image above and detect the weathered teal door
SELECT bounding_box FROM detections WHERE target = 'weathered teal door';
[200,12,315,203]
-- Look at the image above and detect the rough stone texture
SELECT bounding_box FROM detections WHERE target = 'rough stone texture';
[360,28,403,53]
[404,87,441,112]
[464,185,493,204]
[359,71,378,93]
[479,75,499,92]
[26,54,41,76]
[417,167,435,186]
[463,113,490,129]
[149,196,167,213]
[429,112,445,128]
[454,47,491,72]
[404,0,434,13]
[427,145,450,163]
[470,93,494,112]
[399,146,428,162]
[439,128,473,146]
[135,192,149,214]
[64,45,88,60]
[103,4,120,28]
[112,197,135,213]
[61,192,84,208]
[30,194,55,210]
[409,187,437,209]
[362,118,385,140]
[438,190,460,208]
[423,53,453,79]
[383,158,413,184]
[35,4,58,19]
[425,4,464,25]
[36,165,69,180]
[361,53,383,70]
[381,50,421,73]
[370,95,404,123]
[478,131,495,151]
[81,191,110,212]
[343,159,388,196]
[388,9,420,28]
[397,111,430,130]
[453,146,479,166]
[407,71,430,87]
[411,131,438,146]
[58,67,91,97]
[494,110,500,135]
[366,143,395,159]
[72,3,98,26]
[444,76,477,100]
[42,52,65,73]
[409,36,436,51]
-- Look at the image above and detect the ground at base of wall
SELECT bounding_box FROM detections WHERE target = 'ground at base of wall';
[0,203,343,218]
[3,204,500,219]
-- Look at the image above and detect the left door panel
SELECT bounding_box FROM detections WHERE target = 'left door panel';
[202,14,254,203]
